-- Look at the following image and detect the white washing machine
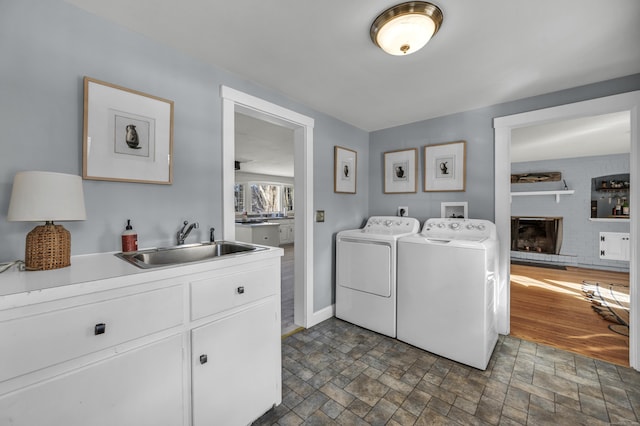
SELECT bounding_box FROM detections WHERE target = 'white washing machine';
[397,218,499,370]
[336,216,420,337]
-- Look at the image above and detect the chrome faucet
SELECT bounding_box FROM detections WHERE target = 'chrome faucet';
[177,220,199,245]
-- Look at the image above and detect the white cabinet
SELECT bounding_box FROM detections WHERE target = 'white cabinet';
[278,219,295,245]
[0,248,283,426]
[0,282,185,426]
[0,335,184,426]
[189,260,281,425]
[236,223,280,247]
[192,298,280,425]
[0,284,183,382]
[599,232,631,261]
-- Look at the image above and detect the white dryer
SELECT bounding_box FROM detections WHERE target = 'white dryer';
[336,216,420,337]
[397,218,499,370]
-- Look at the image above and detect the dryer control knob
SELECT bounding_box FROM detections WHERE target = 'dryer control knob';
[466,224,475,230]
[385,220,392,226]
[477,224,486,231]
[437,223,445,228]
[450,222,460,230]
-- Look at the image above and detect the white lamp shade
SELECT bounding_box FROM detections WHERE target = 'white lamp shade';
[376,13,436,55]
[8,171,87,222]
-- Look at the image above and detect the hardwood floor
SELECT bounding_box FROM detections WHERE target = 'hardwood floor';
[510,263,630,366]
[280,244,296,335]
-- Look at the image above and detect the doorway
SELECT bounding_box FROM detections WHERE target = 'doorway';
[509,112,631,364]
[221,86,315,330]
[494,90,640,370]
[234,111,297,334]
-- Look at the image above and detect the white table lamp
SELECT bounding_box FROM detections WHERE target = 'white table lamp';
[8,171,87,270]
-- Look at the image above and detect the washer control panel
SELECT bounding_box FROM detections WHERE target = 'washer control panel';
[363,216,420,235]
[421,218,496,241]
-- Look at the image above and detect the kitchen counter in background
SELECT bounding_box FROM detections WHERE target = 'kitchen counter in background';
[235,222,280,247]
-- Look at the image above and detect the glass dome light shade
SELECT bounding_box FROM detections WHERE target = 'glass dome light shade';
[376,13,436,56]
[371,2,443,56]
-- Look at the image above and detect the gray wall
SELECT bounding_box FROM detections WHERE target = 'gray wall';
[0,0,370,312]
[369,76,640,223]
[1,1,638,312]
[511,154,630,271]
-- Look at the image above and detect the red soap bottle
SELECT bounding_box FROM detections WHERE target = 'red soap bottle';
[121,219,138,253]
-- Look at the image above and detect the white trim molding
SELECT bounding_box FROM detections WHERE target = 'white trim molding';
[494,90,640,371]
[220,85,315,330]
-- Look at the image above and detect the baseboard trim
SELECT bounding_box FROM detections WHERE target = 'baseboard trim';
[307,304,335,328]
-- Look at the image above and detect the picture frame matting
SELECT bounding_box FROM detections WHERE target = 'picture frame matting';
[424,140,466,192]
[83,77,174,184]
[384,148,418,194]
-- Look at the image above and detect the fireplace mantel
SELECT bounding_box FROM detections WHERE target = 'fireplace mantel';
[510,189,575,203]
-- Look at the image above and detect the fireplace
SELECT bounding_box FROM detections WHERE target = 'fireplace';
[511,217,563,254]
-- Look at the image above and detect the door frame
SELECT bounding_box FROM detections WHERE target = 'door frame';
[221,86,315,329]
[494,90,639,370]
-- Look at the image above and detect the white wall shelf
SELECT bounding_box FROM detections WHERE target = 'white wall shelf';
[589,217,630,223]
[510,190,575,203]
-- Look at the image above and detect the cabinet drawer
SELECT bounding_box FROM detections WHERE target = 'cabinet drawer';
[0,285,183,382]
[190,266,278,321]
[0,334,184,426]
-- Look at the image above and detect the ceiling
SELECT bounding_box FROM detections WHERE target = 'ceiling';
[65,0,640,132]
[511,111,631,163]
[235,113,295,177]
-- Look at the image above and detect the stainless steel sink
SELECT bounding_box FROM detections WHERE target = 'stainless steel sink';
[115,241,266,269]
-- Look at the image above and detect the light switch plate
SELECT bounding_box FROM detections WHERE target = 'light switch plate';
[315,210,325,222]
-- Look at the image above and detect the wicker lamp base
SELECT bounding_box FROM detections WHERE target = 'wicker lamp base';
[25,222,71,270]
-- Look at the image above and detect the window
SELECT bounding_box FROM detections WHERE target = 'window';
[250,183,282,214]
[283,185,294,212]
[234,184,245,213]
[235,182,294,214]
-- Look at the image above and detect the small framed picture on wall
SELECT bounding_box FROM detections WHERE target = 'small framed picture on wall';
[441,201,468,219]
[384,148,418,193]
[334,146,357,193]
[424,141,466,192]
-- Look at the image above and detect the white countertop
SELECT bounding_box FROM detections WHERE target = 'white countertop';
[0,243,283,307]
[235,222,281,227]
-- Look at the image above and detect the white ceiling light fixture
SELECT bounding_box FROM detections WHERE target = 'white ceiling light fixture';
[371,1,443,56]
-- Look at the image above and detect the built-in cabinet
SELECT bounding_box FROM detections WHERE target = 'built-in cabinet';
[591,173,630,220]
[278,219,295,245]
[192,299,279,425]
[0,250,282,426]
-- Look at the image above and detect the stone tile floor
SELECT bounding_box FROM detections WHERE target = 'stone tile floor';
[255,318,640,425]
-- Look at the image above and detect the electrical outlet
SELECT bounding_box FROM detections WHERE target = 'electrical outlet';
[398,206,408,217]
[315,210,325,222]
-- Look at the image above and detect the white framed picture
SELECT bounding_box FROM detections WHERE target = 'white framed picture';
[424,140,466,192]
[334,146,357,193]
[384,148,417,193]
[441,201,468,219]
[83,77,174,184]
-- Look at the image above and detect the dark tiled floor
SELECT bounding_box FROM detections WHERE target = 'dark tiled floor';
[255,318,640,425]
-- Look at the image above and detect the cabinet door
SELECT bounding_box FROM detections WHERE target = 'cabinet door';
[0,334,184,426]
[192,298,280,426]
[253,225,280,246]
